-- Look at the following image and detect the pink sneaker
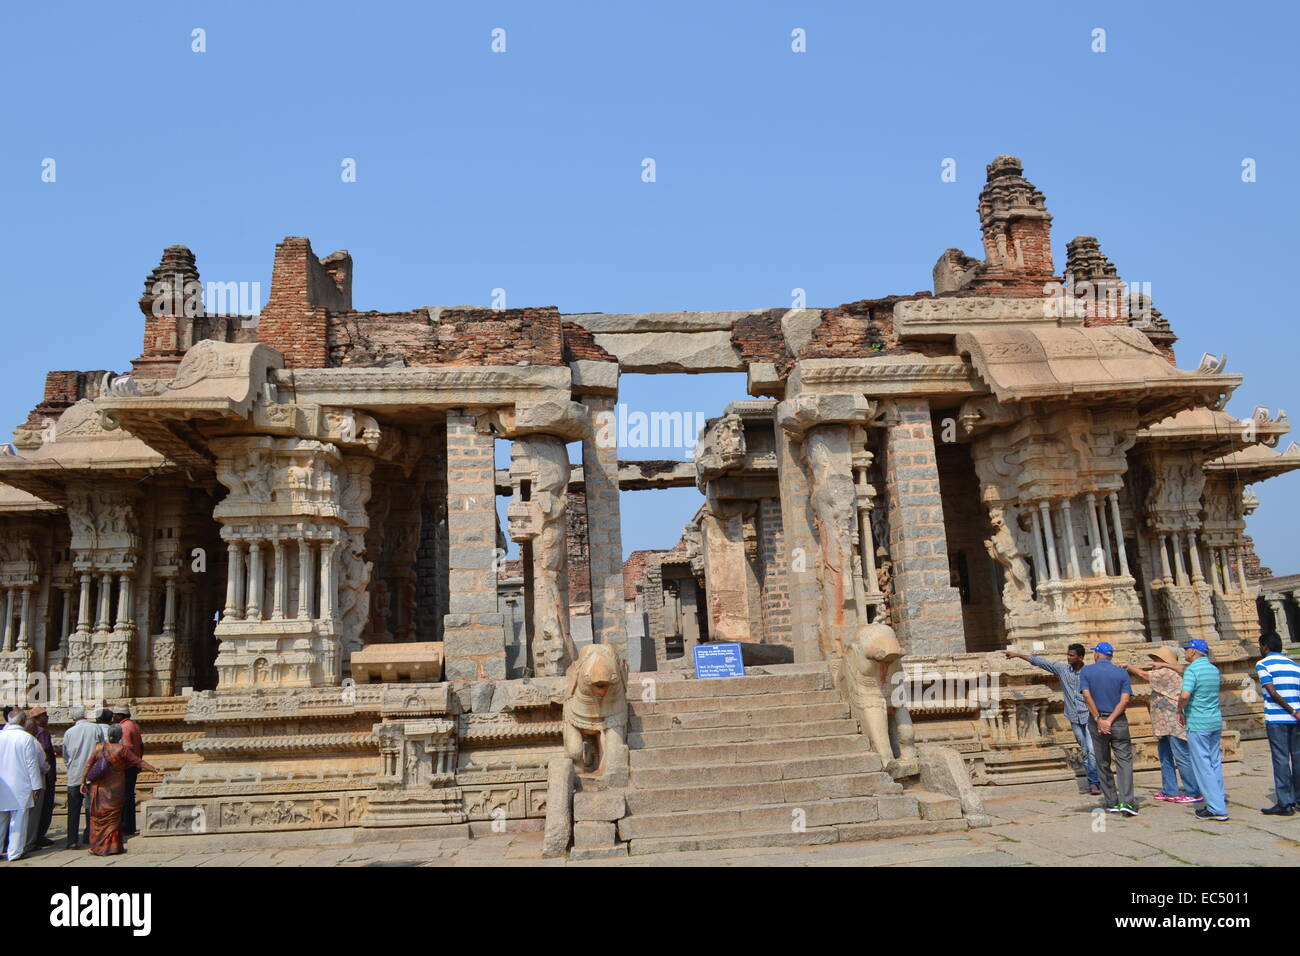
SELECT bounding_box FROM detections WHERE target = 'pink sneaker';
[1172,794,1202,804]
[1152,792,1174,802]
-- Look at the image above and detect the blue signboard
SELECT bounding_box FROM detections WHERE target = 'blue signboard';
[693,642,745,680]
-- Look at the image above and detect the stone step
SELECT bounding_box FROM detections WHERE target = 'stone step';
[912,791,964,821]
[630,751,883,789]
[625,771,902,814]
[629,734,869,770]
[628,717,860,749]
[629,689,843,717]
[617,795,889,840]
[624,817,969,856]
[626,671,832,701]
[629,701,850,733]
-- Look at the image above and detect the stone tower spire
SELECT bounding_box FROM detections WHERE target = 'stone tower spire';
[139,244,204,318]
[972,155,1055,289]
[1065,235,1177,361]
[133,245,205,380]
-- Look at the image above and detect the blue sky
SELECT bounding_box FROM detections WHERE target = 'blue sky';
[3,0,1298,568]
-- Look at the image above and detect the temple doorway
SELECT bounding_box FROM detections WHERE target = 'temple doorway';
[935,437,1006,651]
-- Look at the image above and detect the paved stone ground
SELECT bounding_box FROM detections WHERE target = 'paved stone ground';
[10,740,1298,867]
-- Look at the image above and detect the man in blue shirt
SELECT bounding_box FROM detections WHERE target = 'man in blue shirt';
[1079,642,1136,815]
[1255,631,1300,816]
[1177,639,1228,821]
[1006,643,1099,795]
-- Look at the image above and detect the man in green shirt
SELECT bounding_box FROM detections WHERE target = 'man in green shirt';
[1177,639,1227,821]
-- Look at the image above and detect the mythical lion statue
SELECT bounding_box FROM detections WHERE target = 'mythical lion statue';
[840,621,918,778]
[561,643,628,780]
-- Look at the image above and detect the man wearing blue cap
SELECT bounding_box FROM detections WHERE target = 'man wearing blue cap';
[1178,639,1228,821]
[1079,642,1137,815]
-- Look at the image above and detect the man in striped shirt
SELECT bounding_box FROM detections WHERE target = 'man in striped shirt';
[1256,631,1300,816]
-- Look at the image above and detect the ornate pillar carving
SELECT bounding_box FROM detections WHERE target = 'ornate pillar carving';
[96,571,112,634]
[245,540,263,621]
[508,432,577,677]
[1060,499,1081,579]
[2,588,13,651]
[76,572,92,636]
[18,588,31,649]
[1108,492,1130,576]
[1038,502,1061,581]
[271,538,285,621]
[297,537,312,620]
[224,542,242,620]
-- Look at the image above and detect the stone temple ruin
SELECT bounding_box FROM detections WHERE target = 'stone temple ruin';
[1,155,1296,857]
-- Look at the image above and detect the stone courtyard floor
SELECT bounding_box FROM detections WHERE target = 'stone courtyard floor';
[12,740,1297,868]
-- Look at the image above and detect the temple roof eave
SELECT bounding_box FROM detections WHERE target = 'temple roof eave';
[1204,442,1300,483]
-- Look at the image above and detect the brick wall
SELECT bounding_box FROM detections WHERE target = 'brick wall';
[757,495,791,643]
[562,322,617,363]
[257,237,333,369]
[566,488,592,613]
[882,400,966,654]
[730,308,789,369]
[442,412,507,680]
[327,306,566,368]
[1242,534,1273,581]
[23,370,114,426]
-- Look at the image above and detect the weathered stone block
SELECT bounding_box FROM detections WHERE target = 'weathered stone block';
[573,791,626,822]
[573,821,617,845]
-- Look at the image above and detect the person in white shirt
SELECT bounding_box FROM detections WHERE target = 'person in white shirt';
[61,705,109,849]
[0,710,45,861]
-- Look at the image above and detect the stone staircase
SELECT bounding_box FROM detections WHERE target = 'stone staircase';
[620,664,970,856]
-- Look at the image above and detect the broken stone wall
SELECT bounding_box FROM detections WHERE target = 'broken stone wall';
[327,307,567,369]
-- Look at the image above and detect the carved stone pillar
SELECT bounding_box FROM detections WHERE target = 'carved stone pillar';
[774,413,822,662]
[162,577,177,638]
[508,433,577,677]
[223,543,241,620]
[1028,507,1048,586]
[96,571,112,634]
[803,426,859,656]
[60,587,72,640]
[1038,502,1061,581]
[114,573,132,632]
[579,393,628,654]
[245,540,263,621]
[1172,533,1189,587]
[17,588,31,649]
[298,537,312,620]
[1187,531,1205,585]
[319,540,336,621]
[1093,494,1114,575]
[1108,493,1130,576]
[1061,500,1081,580]
[1209,546,1224,593]
[1157,534,1173,584]
[76,572,92,636]
[854,452,882,607]
[1084,494,1104,577]
[271,538,285,621]
[2,588,13,651]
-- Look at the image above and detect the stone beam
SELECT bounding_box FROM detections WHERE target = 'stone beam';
[493,459,697,495]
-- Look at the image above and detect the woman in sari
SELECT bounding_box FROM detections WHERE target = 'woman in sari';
[81,724,161,855]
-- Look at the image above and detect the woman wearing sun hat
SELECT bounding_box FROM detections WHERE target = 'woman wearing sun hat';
[1125,646,1202,805]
